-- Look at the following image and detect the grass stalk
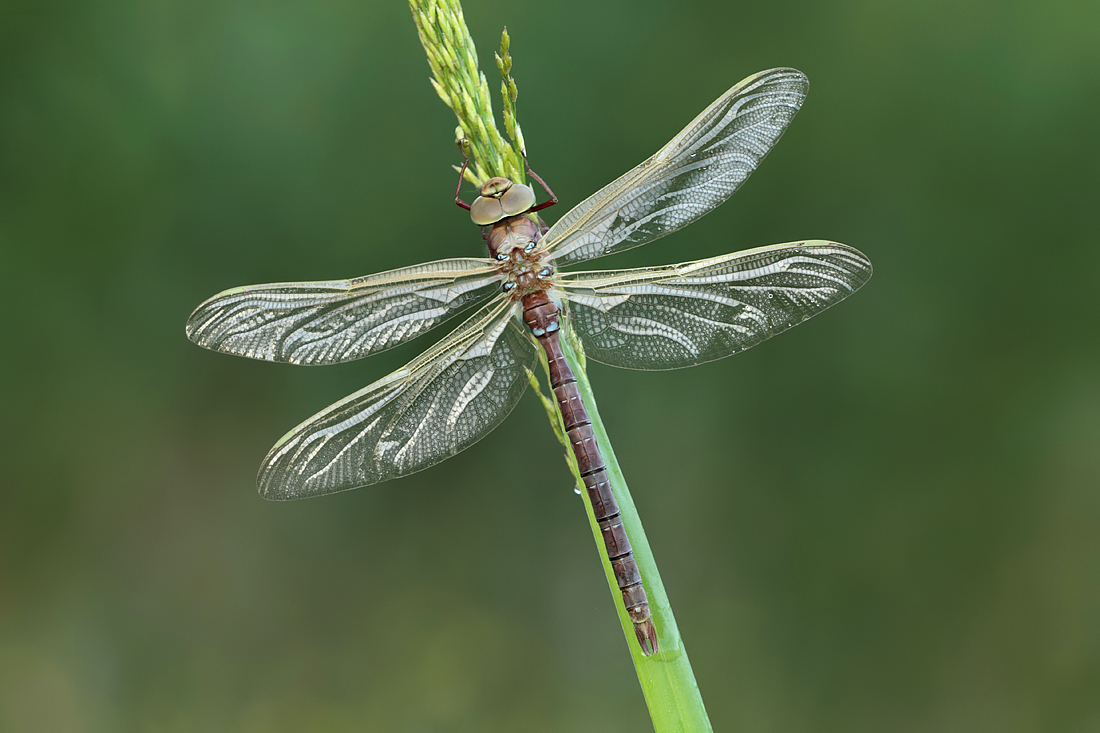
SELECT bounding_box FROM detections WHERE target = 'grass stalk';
[408,2,712,728]
[556,328,712,732]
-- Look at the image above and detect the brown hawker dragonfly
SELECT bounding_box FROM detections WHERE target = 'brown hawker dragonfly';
[186,68,872,655]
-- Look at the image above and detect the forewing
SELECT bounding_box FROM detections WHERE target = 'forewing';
[557,241,872,370]
[257,299,536,499]
[186,258,500,365]
[543,68,808,267]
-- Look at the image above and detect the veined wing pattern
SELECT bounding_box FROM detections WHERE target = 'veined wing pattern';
[186,258,499,365]
[258,299,536,499]
[186,68,872,499]
[555,241,872,370]
[542,68,809,267]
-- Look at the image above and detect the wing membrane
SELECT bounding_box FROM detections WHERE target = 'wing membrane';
[543,68,808,267]
[557,241,872,370]
[186,258,500,365]
[258,299,536,499]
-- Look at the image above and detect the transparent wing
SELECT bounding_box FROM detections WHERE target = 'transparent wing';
[543,68,808,267]
[258,299,536,499]
[186,258,500,365]
[556,241,872,370]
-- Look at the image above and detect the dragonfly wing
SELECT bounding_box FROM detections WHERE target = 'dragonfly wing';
[556,241,871,370]
[186,258,500,365]
[543,68,808,267]
[257,299,536,499]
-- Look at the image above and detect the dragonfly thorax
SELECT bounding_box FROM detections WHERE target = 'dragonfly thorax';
[486,215,554,300]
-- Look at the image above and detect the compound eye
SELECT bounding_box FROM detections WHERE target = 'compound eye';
[470,196,504,225]
[500,183,536,216]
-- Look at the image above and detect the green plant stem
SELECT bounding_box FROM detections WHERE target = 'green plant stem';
[408,0,525,186]
[409,2,712,729]
[558,328,713,733]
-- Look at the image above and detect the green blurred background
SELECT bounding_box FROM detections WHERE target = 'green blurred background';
[3,0,1099,730]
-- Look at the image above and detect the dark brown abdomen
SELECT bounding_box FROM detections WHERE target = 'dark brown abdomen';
[522,290,658,656]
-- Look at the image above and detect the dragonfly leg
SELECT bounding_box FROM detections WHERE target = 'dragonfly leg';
[524,155,558,213]
[454,155,472,211]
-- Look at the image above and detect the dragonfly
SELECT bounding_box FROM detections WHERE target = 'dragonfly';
[186,67,872,655]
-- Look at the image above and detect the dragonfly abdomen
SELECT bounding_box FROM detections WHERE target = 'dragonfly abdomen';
[522,291,659,656]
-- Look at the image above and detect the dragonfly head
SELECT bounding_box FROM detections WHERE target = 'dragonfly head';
[479,177,513,197]
[470,177,537,225]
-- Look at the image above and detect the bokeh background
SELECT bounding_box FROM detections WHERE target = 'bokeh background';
[3,0,1099,730]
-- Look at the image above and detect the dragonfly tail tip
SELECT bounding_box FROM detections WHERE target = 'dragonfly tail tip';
[635,620,659,656]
